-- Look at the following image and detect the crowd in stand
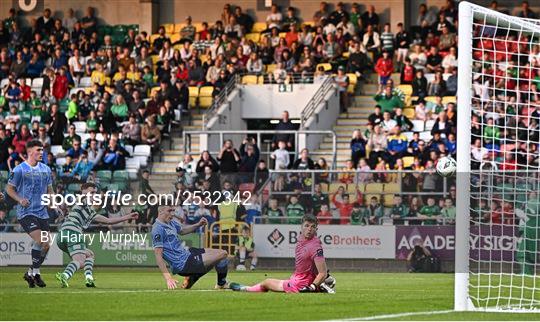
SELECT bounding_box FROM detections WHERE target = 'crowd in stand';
[0,1,538,232]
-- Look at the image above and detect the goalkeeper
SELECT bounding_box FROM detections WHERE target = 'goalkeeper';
[515,198,540,275]
[230,215,335,293]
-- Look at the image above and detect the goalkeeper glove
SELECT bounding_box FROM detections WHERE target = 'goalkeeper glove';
[319,282,336,294]
[299,284,318,293]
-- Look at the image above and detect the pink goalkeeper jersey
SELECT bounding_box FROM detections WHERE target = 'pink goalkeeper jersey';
[291,235,325,286]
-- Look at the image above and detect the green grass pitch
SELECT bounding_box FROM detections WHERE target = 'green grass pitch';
[1,267,539,320]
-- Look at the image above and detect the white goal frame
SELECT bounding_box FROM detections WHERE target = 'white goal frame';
[455,1,540,312]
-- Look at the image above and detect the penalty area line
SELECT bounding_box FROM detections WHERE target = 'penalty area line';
[326,309,455,321]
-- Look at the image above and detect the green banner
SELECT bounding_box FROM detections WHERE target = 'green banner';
[62,233,202,266]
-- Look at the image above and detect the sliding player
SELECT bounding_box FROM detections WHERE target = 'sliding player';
[152,206,229,290]
[6,140,53,288]
[56,182,138,287]
[230,215,336,293]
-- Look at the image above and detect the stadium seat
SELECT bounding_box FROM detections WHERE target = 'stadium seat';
[77,77,91,88]
[163,23,174,34]
[342,52,350,58]
[113,170,130,182]
[329,183,345,193]
[365,183,384,194]
[425,120,436,131]
[384,183,400,193]
[135,156,148,168]
[67,183,81,194]
[126,157,140,170]
[198,86,214,109]
[242,75,258,85]
[133,145,152,158]
[419,131,432,141]
[149,34,160,46]
[0,78,9,88]
[124,145,134,156]
[55,157,67,166]
[397,85,413,96]
[347,73,357,94]
[411,120,425,132]
[245,33,261,43]
[424,96,438,103]
[50,145,65,155]
[188,86,199,108]
[403,131,414,141]
[252,22,267,33]
[402,156,415,168]
[257,75,265,84]
[316,63,332,72]
[31,77,44,91]
[192,23,203,32]
[442,96,457,104]
[72,121,87,133]
[97,170,112,183]
[266,64,276,73]
[150,55,160,67]
[403,108,415,119]
[383,194,395,207]
[170,33,181,44]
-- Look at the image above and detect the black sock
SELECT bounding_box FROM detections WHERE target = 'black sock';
[215,259,228,286]
[31,249,41,269]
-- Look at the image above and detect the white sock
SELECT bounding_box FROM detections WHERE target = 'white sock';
[27,267,32,275]
[32,268,40,276]
[85,274,94,280]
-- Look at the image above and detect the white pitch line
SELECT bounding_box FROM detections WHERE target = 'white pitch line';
[326,309,455,321]
[22,289,218,294]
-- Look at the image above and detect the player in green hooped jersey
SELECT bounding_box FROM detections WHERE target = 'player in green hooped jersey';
[55,182,138,288]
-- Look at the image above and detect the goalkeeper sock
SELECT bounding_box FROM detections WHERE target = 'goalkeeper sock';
[250,257,258,269]
[246,283,267,292]
[215,258,228,286]
[63,261,81,280]
[84,258,95,279]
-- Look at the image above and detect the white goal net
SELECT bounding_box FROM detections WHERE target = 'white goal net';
[455,2,540,312]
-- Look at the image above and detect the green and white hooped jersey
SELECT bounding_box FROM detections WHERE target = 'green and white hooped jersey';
[60,205,98,234]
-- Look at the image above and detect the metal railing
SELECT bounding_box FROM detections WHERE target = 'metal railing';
[260,168,451,199]
[202,73,240,130]
[182,130,337,169]
[300,75,336,129]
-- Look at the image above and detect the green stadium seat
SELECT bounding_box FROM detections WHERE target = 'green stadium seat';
[97,170,112,183]
[0,170,8,183]
[67,183,81,194]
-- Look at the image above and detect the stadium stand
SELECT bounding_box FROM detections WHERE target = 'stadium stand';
[0,1,537,234]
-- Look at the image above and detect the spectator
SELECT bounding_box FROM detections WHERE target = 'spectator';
[350,130,367,168]
[445,67,458,95]
[285,194,304,224]
[334,66,349,112]
[367,125,387,168]
[292,148,315,170]
[141,116,161,150]
[365,196,384,225]
[266,4,283,32]
[387,127,408,167]
[360,5,379,30]
[440,198,456,225]
[374,85,404,114]
[426,46,443,73]
[391,195,410,225]
[409,44,427,71]
[217,139,241,174]
[517,1,537,19]
[394,108,414,132]
[316,203,333,225]
[239,137,260,182]
[122,114,141,145]
[362,24,380,58]
[380,23,395,55]
[381,111,398,134]
[313,1,329,25]
[418,196,441,225]
[427,71,446,97]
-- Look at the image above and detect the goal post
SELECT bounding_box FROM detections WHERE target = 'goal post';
[455,1,540,312]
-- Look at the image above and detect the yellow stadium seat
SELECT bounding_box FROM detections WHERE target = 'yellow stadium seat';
[365,183,384,194]
[199,86,214,97]
[442,96,457,104]
[150,86,160,95]
[384,183,400,193]
[397,84,413,96]
[403,108,416,119]
[257,75,265,84]
[383,194,395,207]
[347,73,357,94]
[245,33,261,43]
[170,33,181,44]
[279,32,286,38]
[150,55,160,66]
[266,64,276,73]
[163,24,174,34]
[199,97,213,109]
[346,184,358,194]
[342,52,350,58]
[328,183,345,194]
[199,54,210,65]
[252,22,267,33]
[302,21,315,27]
[402,156,415,168]
[174,23,185,33]
[424,96,438,103]
[104,77,111,86]
[317,63,332,72]
[242,75,258,85]
[188,86,199,108]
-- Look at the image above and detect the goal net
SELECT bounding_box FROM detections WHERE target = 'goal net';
[455,2,540,312]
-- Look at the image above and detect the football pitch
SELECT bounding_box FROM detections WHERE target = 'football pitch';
[1,267,539,321]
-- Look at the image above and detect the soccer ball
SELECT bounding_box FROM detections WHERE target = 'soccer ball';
[436,156,457,177]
